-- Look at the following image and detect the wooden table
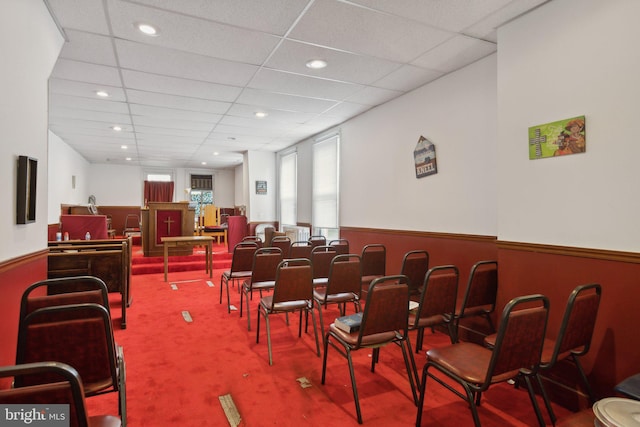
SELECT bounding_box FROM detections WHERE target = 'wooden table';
[161,236,214,282]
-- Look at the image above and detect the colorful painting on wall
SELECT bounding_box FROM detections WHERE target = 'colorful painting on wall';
[414,136,437,178]
[529,115,585,159]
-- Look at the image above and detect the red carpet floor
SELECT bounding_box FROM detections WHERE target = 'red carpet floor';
[89,270,575,426]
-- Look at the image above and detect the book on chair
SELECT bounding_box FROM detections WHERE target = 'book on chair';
[334,312,363,333]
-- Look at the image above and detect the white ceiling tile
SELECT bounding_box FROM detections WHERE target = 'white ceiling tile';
[289,0,453,63]
[115,39,259,86]
[58,30,117,66]
[51,59,121,87]
[125,89,231,114]
[236,88,337,113]
[264,39,401,85]
[134,125,210,139]
[464,0,550,41]
[50,93,130,114]
[50,107,133,125]
[226,104,317,123]
[322,102,372,118]
[131,116,215,132]
[129,104,222,124]
[47,0,110,34]
[372,65,443,92]
[412,35,496,73]
[249,69,364,101]
[107,0,280,65]
[344,86,403,106]
[130,0,310,35]
[50,78,126,101]
[121,70,242,102]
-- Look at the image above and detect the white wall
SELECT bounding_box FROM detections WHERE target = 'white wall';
[0,0,63,261]
[497,0,640,252]
[48,131,90,223]
[302,54,498,235]
[88,164,144,206]
[246,151,276,222]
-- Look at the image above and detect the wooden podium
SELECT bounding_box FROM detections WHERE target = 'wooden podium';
[141,202,195,257]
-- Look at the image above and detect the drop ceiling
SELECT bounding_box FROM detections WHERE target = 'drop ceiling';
[46,0,548,169]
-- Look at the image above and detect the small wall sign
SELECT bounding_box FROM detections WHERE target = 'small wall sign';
[414,136,437,179]
[255,180,267,195]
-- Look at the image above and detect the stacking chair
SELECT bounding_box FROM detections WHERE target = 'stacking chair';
[313,254,362,340]
[122,214,140,237]
[219,241,259,312]
[242,235,263,247]
[270,235,291,256]
[240,247,283,330]
[308,235,327,248]
[16,303,127,425]
[20,276,110,322]
[400,250,430,298]
[256,258,320,366]
[516,283,601,425]
[289,240,313,259]
[329,238,350,255]
[322,275,418,424]
[360,244,386,293]
[0,362,122,427]
[415,294,550,427]
[409,265,459,355]
[453,260,498,342]
[311,245,338,287]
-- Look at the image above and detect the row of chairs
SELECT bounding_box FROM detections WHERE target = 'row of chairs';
[0,276,126,426]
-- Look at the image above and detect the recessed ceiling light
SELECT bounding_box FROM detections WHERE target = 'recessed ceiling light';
[137,23,158,36]
[112,126,122,132]
[201,161,207,165]
[125,157,132,161]
[96,90,109,97]
[254,111,268,118]
[213,152,219,156]
[121,145,127,149]
[306,59,327,69]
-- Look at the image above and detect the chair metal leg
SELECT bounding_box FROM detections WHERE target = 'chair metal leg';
[523,374,547,427]
[346,349,363,424]
[415,365,429,427]
[308,307,320,357]
[400,339,419,405]
[535,372,556,425]
[321,333,331,385]
[405,334,421,392]
[573,355,595,404]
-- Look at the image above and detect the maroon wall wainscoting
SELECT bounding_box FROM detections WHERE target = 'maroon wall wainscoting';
[341,227,640,409]
[0,250,48,387]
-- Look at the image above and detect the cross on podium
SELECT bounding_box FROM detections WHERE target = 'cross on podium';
[164,216,175,234]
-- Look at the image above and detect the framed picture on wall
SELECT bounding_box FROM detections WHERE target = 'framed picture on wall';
[255,180,267,195]
[529,115,586,159]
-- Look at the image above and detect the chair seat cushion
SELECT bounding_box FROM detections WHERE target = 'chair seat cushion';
[408,313,447,328]
[314,290,357,304]
[427,342,494,384]
[89,415,122,427]
[260,296,309,312]
[329,323,397,346]
[244,280,275,291]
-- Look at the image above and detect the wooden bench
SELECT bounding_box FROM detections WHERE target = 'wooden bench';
[161,235,214,282]
[47,238,132,328]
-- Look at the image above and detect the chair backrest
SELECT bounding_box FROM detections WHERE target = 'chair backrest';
[202,204,220,226]
[459,260,498,317]
[329,239,349,255]
[415,265,459,323]
[123,214,140,230]
[308,235,327,248]
[289,241,313,259]
[549,283,602,365]
[248,247,283,286]
[20,276,110,322]
[358,275,410,345]
[487,294,549,386]
[270,236,291,255]
[0,362,91,427]
[16,303,118,392]
[230,242,259,273]
[270,259,314,306]
[361,244,386,276]
[400,250,430,295]
[311,245,338,279]
[242,235,263,247]
[323,254,362,300]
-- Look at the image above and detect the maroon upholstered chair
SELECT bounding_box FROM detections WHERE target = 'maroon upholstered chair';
[16,303,126,425]
[0,362,122,427]
[416,294,550,427]
[408,265,459,354]
[256,258,320,366]
[328,238,349,255]
[453,260,498,342]
[322,275,418,424]
[219,241,259,313]
[240,247,283,330]
[311,245,338,287]
[269,235,291,256]
[313,254,362,340]
[288,240,313,259]
[400,249,430,298]
[485,283,602,425]
[308,235,327,248]
[360,244,386,294]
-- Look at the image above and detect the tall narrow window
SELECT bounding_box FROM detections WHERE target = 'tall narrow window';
[279,151,297,227]
[312,134,339,239]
